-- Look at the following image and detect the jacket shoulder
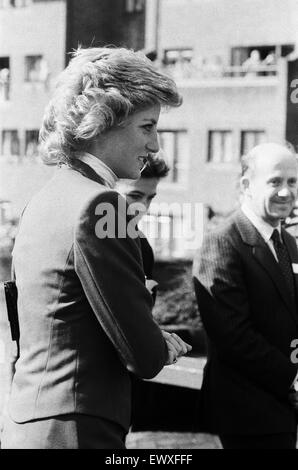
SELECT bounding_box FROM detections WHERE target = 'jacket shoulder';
[203,210,241,245]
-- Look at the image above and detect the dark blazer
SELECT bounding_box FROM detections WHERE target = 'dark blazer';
[7,161,167,432]
[193,209,298,435]
[140,235,154,279]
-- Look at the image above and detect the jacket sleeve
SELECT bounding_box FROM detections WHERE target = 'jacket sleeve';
[74,190,168,379]
[193,231,297,399]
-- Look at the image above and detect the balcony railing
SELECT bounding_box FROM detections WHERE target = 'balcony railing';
[159,62,278,81]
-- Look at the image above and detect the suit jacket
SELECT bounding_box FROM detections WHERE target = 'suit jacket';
[193,209,298,435]
[8,161,167,431]
[139,235,154,279]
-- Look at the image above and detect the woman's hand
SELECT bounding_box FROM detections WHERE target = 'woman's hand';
[161,330,192,366]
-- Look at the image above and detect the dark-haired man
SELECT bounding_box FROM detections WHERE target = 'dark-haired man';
[117,153,170,288]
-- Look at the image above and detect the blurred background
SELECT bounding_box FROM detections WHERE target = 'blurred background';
[1,0,298,449]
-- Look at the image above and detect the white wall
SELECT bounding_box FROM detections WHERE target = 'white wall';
[0,0,66,215]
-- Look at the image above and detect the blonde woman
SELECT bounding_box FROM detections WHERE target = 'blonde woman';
[1,47,191,449]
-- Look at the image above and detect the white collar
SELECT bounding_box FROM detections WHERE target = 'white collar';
[241,202,281,243]
[76,152,118,189]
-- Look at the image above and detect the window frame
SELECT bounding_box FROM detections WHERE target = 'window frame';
[1,129,20,157]
[158,129,189,184]
[207,130,233,164]
[24,55,43,82]
[240,130,266,156]
[124,0,145,14]
[163,48,193,66]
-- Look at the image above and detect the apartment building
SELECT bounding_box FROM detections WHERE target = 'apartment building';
[140,0,298,259]
[1,0,298,259]
[0,0,145,216]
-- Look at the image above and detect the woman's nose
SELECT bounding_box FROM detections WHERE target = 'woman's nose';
[146,131,159,154]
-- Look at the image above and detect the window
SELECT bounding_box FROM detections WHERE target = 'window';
[124,0,144,13]
[241,130,266,156]
[158,130,189,184]
[15,0,31,6]
[0,0,31,6]
[139,209,196,259]
[231,44,294,67]
[139,212,178,259]
[230,44,294,77]
[25,55,48,82]
[25,130,39,157]
[0,57,10,101]
[208,131,233,163]
[163,49,194,79]
[1,130,20,156]
[0,200,13,225]
[163,48,193,66]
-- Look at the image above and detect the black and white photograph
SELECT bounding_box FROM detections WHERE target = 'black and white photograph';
[0,0,298,452]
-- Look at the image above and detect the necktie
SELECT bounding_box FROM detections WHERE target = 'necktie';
[271,229,295,299]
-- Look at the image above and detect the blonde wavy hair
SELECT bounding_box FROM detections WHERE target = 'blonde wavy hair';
[39,47,182,165]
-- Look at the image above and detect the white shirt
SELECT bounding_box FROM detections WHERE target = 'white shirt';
[76,151,118,189]
[241,202,281,261]
[241,202,298,391]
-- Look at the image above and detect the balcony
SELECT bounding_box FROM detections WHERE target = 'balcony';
[158,60,281,89]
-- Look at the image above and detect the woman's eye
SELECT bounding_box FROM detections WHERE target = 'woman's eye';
[143,125,153,132]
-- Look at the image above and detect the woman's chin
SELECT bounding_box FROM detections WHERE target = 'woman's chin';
[124,170,141,180]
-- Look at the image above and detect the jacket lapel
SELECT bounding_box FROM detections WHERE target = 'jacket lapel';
[282,228,298,310]
[66,159,107,186]
[235,210,297,321]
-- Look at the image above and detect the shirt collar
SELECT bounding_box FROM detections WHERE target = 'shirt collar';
[241,202,281,243]
[76,152,118,189]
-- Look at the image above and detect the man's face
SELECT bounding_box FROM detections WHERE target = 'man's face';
[118,177,160,222]
[243,146,298,226]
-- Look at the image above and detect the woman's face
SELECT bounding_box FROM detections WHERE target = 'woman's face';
[97,104,161,179]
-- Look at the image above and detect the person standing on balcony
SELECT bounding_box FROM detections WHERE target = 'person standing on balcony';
[242,49,261,76]
[1,46,192,449]
[193,142,298,449]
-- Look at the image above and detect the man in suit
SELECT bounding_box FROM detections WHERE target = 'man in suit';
[193,142,298,449]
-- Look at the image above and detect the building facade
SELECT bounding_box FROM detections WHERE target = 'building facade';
[140,0,298,259]
[1,0,298,259]
[0,0,146,217]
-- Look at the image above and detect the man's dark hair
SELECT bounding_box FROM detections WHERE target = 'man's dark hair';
[141,153,170,178]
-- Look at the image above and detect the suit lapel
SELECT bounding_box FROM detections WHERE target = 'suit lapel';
[235,210,297,321]
[282,229,298,311]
